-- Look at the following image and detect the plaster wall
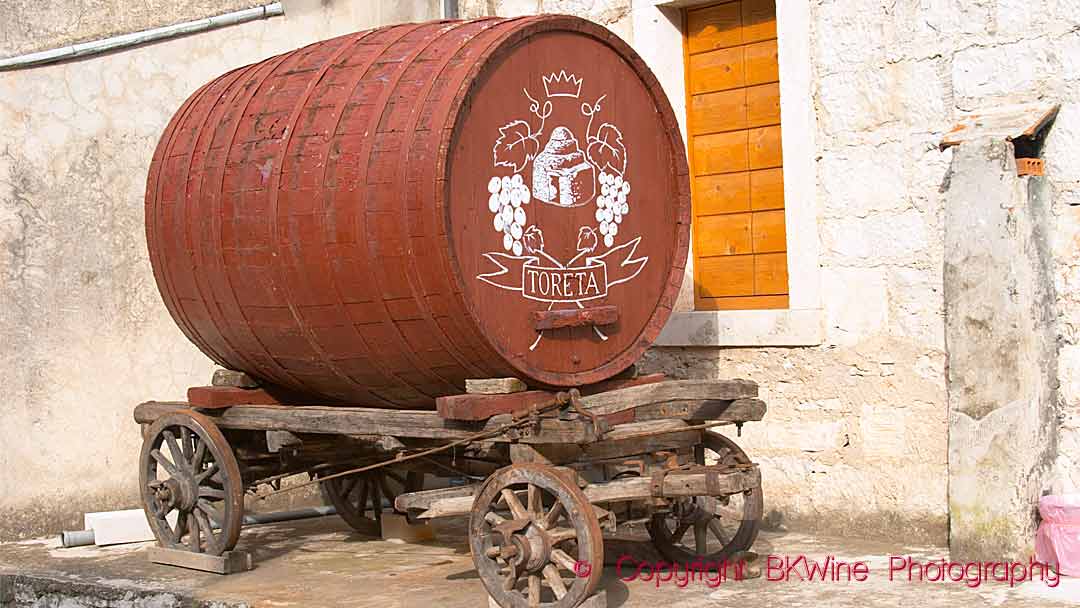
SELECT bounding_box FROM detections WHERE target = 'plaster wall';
[0,0,265,57]
[0,0,442,542]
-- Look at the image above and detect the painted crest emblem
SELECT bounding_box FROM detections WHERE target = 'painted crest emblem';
[478,71,647,350]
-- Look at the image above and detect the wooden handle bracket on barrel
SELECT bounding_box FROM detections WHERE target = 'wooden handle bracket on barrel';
[531,306,618,331]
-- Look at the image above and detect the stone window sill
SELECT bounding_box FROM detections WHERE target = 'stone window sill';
[655,308,825,347]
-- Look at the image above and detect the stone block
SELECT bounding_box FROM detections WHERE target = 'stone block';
[814,1,890,71]
[817,69,891,135]
[1058,345,1080,407]
[819,59,949,136]
[953,38,1053,108]
[1044,104,1080,181]
[821,267,888,345]
[1060,30,1080,82]
[820,142,907,216]
[859,404,908,457]
[211,368,259,388]
[779,421,845,454]
[886,267,945,349]
[894,58,951,127]
[821,209,929,267]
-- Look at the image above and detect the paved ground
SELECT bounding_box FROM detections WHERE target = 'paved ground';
[1,515,1077,607]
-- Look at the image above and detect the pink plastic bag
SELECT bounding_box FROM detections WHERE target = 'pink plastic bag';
[1036,494,1080,576]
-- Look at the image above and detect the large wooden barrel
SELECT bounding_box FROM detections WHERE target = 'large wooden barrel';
[146,15,690,408]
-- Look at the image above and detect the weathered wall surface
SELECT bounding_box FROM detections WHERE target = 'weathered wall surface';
[652,0,1080,543]
[643,0,956,542]
[456,1,948,543]
[0,0,265,57]
[944,139,1058,561]
[0,0,441,542]
[460,0,634,40]
[648,0,1080,543]
[901,0,1080,500]
[500,0,1080,543]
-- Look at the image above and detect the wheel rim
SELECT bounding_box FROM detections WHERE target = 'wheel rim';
[139,411,244,556]
[321,469,422,536]
[647,432,762,564]
[470,464,603,608]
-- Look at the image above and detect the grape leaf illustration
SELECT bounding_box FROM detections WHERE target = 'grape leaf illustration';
[576,226,597,253]
[493,120,540,173]
[523,225,545,254]
[586,123,627,176]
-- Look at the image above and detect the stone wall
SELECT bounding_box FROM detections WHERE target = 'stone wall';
[444,4,944,544]
[460,0,1080,543]
[0,0,442,542]
[668,0,1080,542]
[667,0,1080,543]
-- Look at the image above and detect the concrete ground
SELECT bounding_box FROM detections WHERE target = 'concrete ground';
[1,515,1077,608]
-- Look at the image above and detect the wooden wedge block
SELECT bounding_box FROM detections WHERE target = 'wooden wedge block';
[465,378,527,394]
[211,368,260,388]
[187,386,285,408]
[147,546,253,574]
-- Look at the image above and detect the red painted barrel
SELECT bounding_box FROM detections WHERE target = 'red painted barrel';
[146,16,689,408]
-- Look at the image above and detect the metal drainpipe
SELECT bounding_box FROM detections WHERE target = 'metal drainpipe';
[0,2,285,71]
[443,0,460,19]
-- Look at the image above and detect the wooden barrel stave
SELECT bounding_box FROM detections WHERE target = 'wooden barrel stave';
[145,16,689,408]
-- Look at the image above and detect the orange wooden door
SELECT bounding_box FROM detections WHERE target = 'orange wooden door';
[685,0,788,310]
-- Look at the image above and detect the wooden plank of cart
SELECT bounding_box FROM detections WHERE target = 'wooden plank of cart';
[133,371,765,608]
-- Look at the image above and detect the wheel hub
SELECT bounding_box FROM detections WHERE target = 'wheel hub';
[490,518,554,574]
[521,526,552,572]
[150,475,197,513]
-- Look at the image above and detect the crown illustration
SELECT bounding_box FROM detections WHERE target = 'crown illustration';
[543,70,583,98]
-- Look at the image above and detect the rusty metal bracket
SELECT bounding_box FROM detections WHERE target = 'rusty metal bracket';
[567,388,605,439]
[650,462,699,498]
[649,470,667,497]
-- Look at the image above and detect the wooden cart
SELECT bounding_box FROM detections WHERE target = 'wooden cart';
[133,374,765,608]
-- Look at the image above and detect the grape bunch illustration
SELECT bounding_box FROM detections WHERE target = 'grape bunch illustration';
[488,175,531,255]
[595,171,630,248]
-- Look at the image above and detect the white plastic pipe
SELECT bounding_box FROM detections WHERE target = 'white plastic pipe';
[60,505,336,548]
[0,3,284,71]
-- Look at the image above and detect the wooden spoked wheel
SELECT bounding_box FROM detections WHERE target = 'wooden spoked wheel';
[139,411,244,556]
[470,464,603,608]
[647,432,762,564]
[320,469,423,536]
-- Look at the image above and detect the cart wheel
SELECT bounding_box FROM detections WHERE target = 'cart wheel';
[470,464,603,608]
[320,469,423,536]
[647,432,762,565]
[139,411,244,556]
